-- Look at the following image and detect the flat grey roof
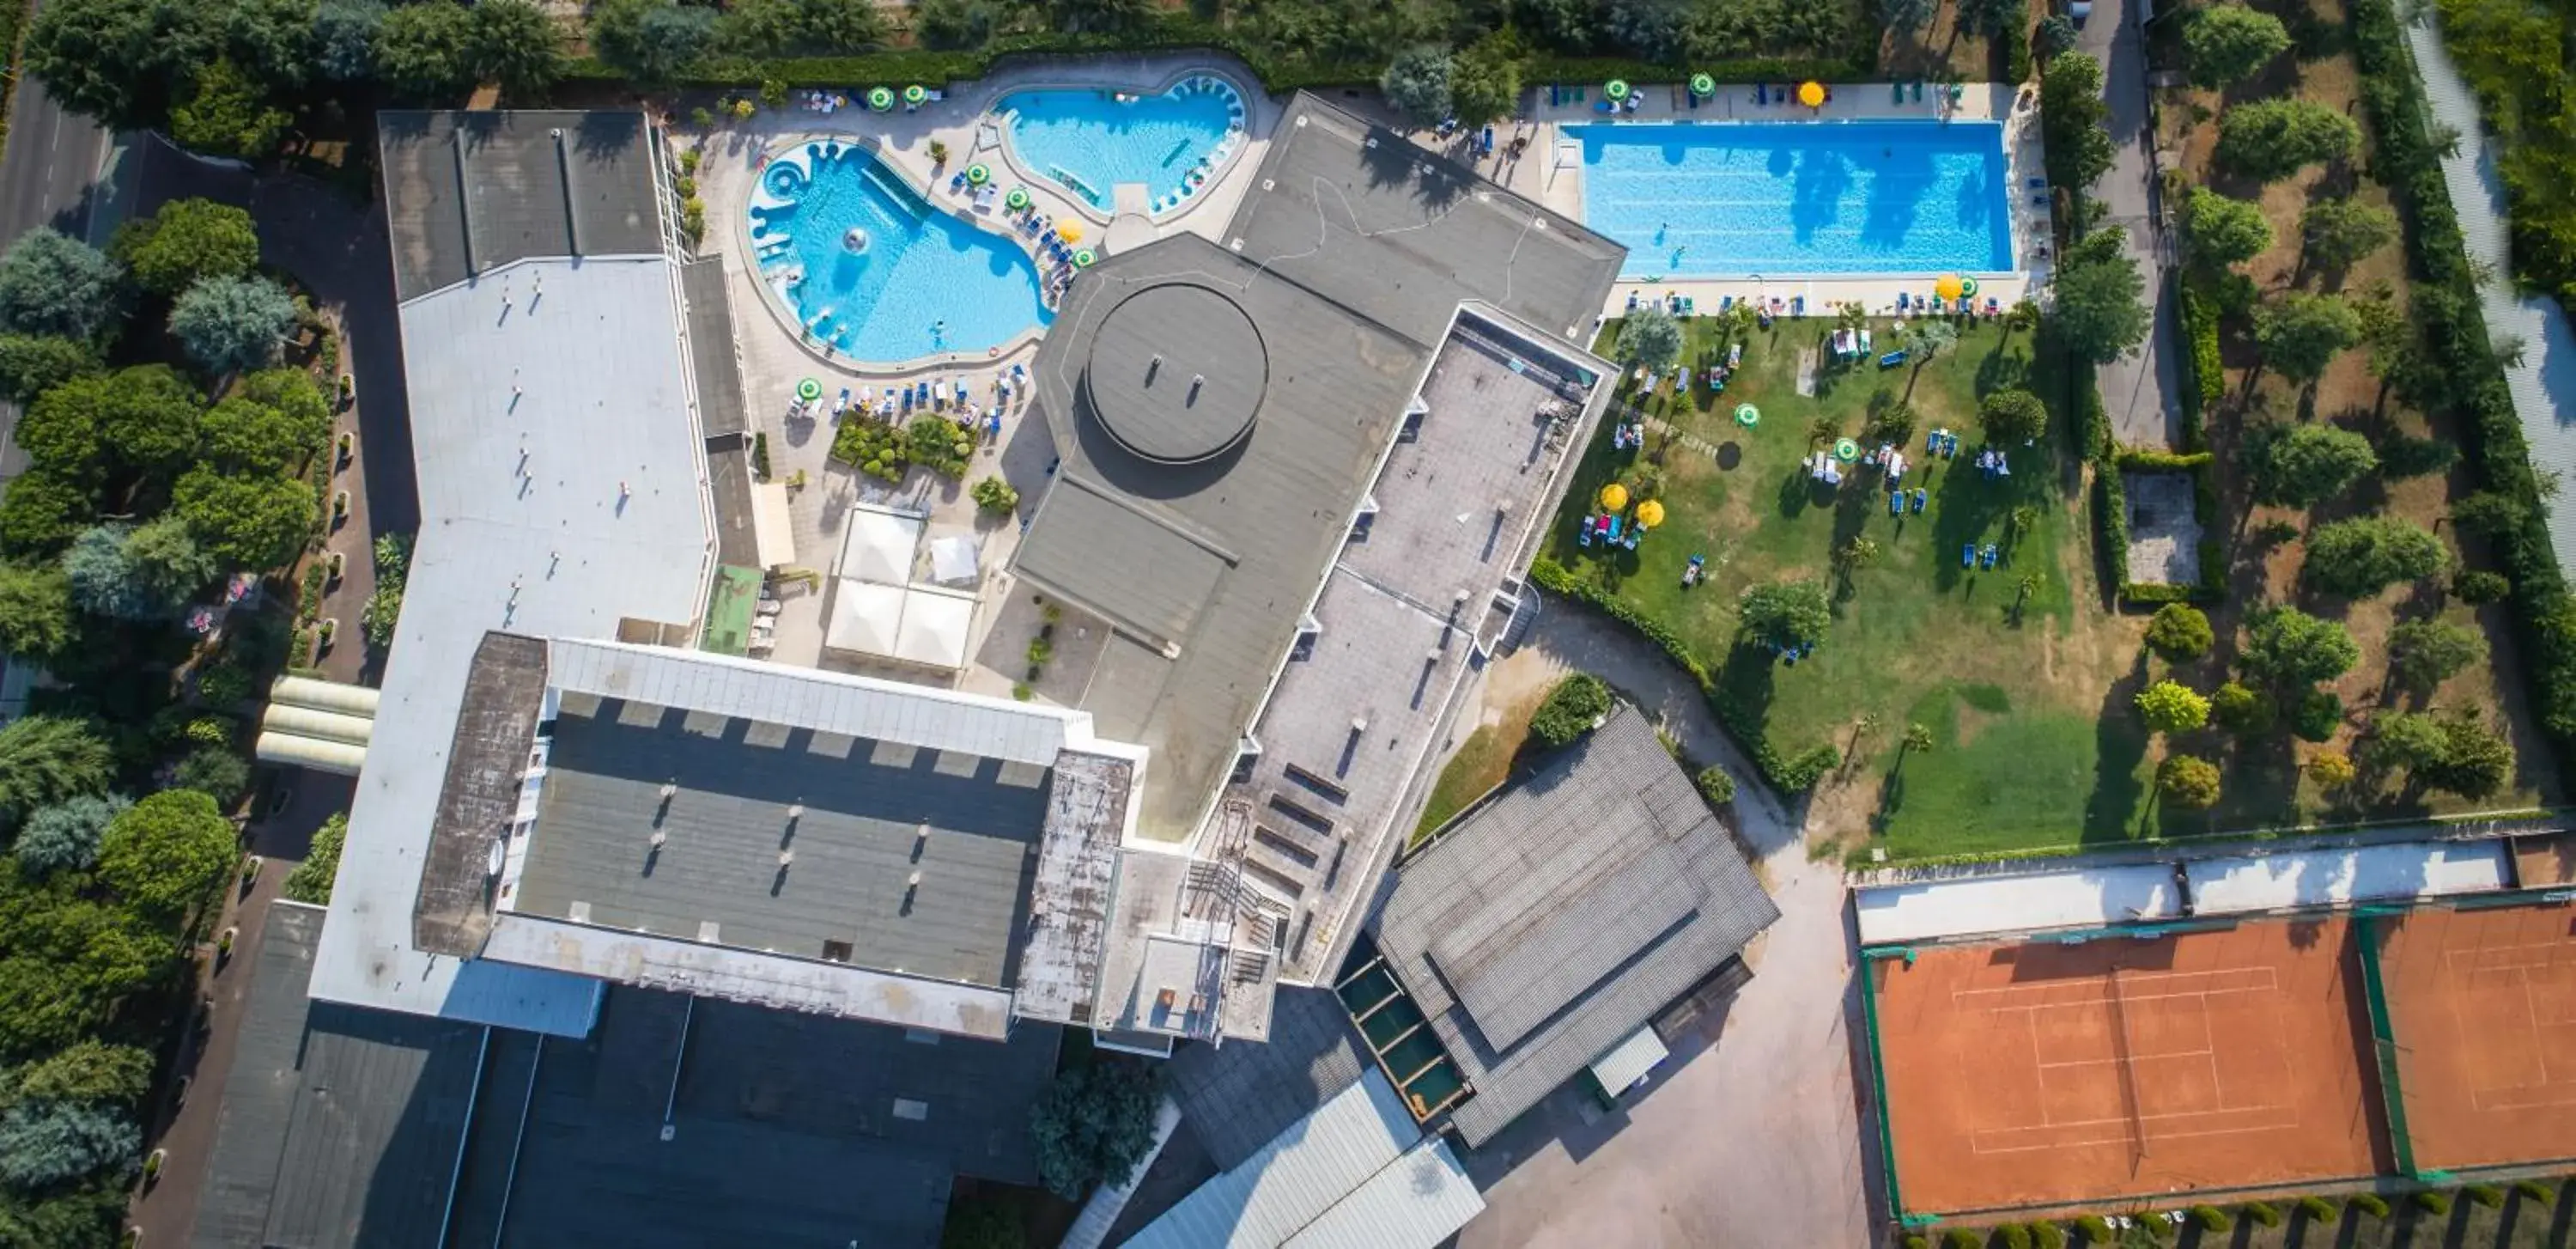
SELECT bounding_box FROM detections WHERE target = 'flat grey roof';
[192,908,1060,1249]
[379,110,665,302]
[1164,985,1371,1169]
[1370,706,1778,1145]
[512,696,1050,986]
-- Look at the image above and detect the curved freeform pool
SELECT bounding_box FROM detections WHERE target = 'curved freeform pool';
[747,142,1051,363]
[997,74,1246,216]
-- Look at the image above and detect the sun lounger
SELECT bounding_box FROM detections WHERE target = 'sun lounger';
[1896,292,1910,312]
[1578,515,1595,546]
[1879,350,1907,369]
[1961,544,1975,568]
[1889,490,1903,516]
[1792,296,1806,315]
[1911,488,1927,513]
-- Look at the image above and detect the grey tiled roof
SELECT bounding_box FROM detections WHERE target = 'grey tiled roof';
[1370,705,1778,1145]
[1163,985,1371,1169]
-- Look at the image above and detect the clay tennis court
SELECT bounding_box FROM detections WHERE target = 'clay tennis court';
[1870,919,2385,1214]
[2373,899,2576,1171]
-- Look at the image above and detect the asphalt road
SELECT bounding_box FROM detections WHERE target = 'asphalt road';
[2081,0,2184,450]
[0,42,116,483]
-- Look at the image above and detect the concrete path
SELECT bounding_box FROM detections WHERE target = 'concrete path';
[2081,0,2185,451]
[1454,598,1878,1249]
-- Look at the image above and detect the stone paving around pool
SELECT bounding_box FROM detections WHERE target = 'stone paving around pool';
[683,53,1279,706]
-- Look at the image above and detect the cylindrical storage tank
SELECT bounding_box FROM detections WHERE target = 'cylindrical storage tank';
[270,675,380,718]
[257,704,375,748]
[254,732,368,777]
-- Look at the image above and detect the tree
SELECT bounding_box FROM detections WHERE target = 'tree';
[0,564,74,661]
[1449,36,1522,126]
[1030,1062,1159,1199]
[2388,618,2488,693]
[0,1100,137,1189]
[2300,198,2398,272]
[1528,673,1613,749]
[2038,13,2078,53]
[2216,100,2360,182]
[2241,606,2360,686]
[2256,294,2362,382]
[173,748,250,805]
[2184,4,2291,88]
[169,274,296,375]
[465,0,563,96]
[0,717,112,826]
[0,470,95,559]
[2248,421,2377,506]
[1737,579,1831,650]
[1600,0,1686,53]
[1616,305,1683,375]
[0,335,102,405]
[281,813,346,904]
[1901,317,1959,368]
[2306,751,2356,789]
[14,795,127,877]
[2303,516,2449,597]
[2451,490,2533,539]
[970,476,1019,516]
[2157,754,2222,808]
[1380,46,1454,125]
[2454,569,2511,604]
[64,527,159,622]
[1978,388,2049,445]
[17,365,203,482]
[168,57,291,161]
[97,789,236,924]
[2053,235,2151,363]
[2136,680,2211,734]
[198,391,327,475]
[24,0,222,131]
[2145,603,2215,661]
[173,467,316,570]
[222,0,319,91]
[2365,710,2514,798]
[2039,54,2114,190]
[313,0,385,81]
[1956,0,2020,37]
[591,0,717,85]
[1881,0,1935,34]
[0,230,120,343]
[1692,765,1735,806]
[2181,187,2272,269]
[112,199,258,299]
[911,0,1001,48]
[2210,681,2274,733]
[12,1040,154,1107]
[374,0,472,97]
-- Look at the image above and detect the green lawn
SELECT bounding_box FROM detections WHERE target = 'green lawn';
[1554,314,2141,856]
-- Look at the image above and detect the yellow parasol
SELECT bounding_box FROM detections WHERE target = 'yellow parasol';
[1935,273,1965,301]
[1635,499,1666,528]
[1797,81,1826,107]
[1057,222,1084,242]
[1599,483,1630,512]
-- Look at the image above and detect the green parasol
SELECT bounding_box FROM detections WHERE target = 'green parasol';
[1734,403,1759,429]
[866,87,894,112]
[1959,276,1980,297]
[797,378,823,402]
[1832,438,1860,462]
[965,163,991,186]
[1690,73,1716,97]
[1005,186,1031,210]
[1605,79,1631,101]
[1072,248,1097,267]
[903,84,928,106]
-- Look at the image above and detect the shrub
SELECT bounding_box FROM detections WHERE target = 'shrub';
[2303,516,2450,597]
[1979,388,2049,444]
[2453,569,2511,603]
[1692,765,1735,806]
[2000,1224,2034,1249]
[2136,680,2209,734]
[905,415,973,477]
[1939,1230,1980,1249]
[831,417,907,481]
[2306,751,2356,789]
[2241,1200,2280,1228]
[1737,578,1831,650]
[2144,603,2213,660]
[2157,754,2222,807]
[2295,1194,2338,1222]
[1528,673,1613,751]
[750,430,770,478]
[2188,1204,2230,1231]
[2216,99,2360,182]
[2031,1223,2065,1249]
[281,813,345,904]
[2412,1190,2451,1215]
[1901,1236,1929,1249]
[2211,682,2275,734]
[971,475,1019,515]
[2072,1215,2111,1240]
[2512,1179,2555,1203]
[2351,1191,2389,1219]
[173,747,251,806]
[1029,1062,1158,1199]
[2464,1183,2503,1208]
[2242,606,2360,686]
[2292,688,2343,741]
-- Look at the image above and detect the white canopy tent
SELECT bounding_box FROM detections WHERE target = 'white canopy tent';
[838,507,923,584]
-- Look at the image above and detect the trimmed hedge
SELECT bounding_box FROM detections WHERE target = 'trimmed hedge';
[564,20,1865,95]
[2349,0,2576,777]
[2177,277,2222,452]
[2110,451,2225,606]
[1528,556,1838,792]
[2113,448,2215,472]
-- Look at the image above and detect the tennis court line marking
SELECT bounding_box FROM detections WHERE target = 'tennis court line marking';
[2433,947,2576,1111]
[1965,979,2300,1156]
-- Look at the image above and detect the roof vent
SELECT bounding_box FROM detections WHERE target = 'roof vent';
[659,781,678,801]
[777,849,795,867]
[649,830,667,849]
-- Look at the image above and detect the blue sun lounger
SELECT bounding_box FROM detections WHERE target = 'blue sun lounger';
[1911,487,1928,513]
[1879,350,1908,369]
[1889,490,1903,516]
[1980,545,1999,569]
[1961,544,1975,568]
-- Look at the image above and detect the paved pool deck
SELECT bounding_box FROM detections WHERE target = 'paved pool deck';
[1464,82,2050,326]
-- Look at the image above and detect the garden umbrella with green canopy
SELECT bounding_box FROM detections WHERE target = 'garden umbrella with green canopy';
[1605,79,1631,101]
[1005,186,1031,210]
[1735,403,1759,429]
[965,163,991,186]
[903,84,927,106]
[867,87,894,112]
[1690,73,1716,97]
[797,378,823,402]
[1832,438,1860,461]
[1072,249,1097,267]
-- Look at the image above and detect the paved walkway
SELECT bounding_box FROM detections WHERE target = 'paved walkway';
[1453,598,1879,1249]
[2081,0,2185,450]
[2405,13,2576,586]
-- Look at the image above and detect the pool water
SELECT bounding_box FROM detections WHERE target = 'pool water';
[747,143,1051,363]
[999,75,1245,215]
[1575,121,2014,277]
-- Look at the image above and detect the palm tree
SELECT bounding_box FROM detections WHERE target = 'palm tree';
[1894,722,1934,777]
[2012,571,2042,624]
[2008,504,2040,547]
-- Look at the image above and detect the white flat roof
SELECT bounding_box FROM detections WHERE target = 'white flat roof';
[311,257,716,1033]
[836,504,921,583]
[2186,840,2510,915]
[1855,864,2184,945]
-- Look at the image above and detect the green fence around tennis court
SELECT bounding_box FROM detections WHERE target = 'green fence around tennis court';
[1853,946,1923,1227]
[2349,911,2423,1180]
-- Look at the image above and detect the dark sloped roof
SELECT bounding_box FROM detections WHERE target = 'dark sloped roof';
[1371,705,1778,1145]
[1163,985,1370,1168]
[412,630,548,956]
[681,257,750,440]
[379,110,665,302]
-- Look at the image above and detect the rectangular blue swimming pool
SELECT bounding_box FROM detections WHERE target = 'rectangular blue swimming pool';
[1572,120,2014,279]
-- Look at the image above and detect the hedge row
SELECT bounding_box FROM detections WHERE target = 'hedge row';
[2176,275,2221,453]
[562,19,1866,96]
[1527,556,1839,792]
[2348,0,2576,771]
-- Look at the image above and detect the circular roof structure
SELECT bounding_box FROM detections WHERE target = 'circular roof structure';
[1083,283,1267,465]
